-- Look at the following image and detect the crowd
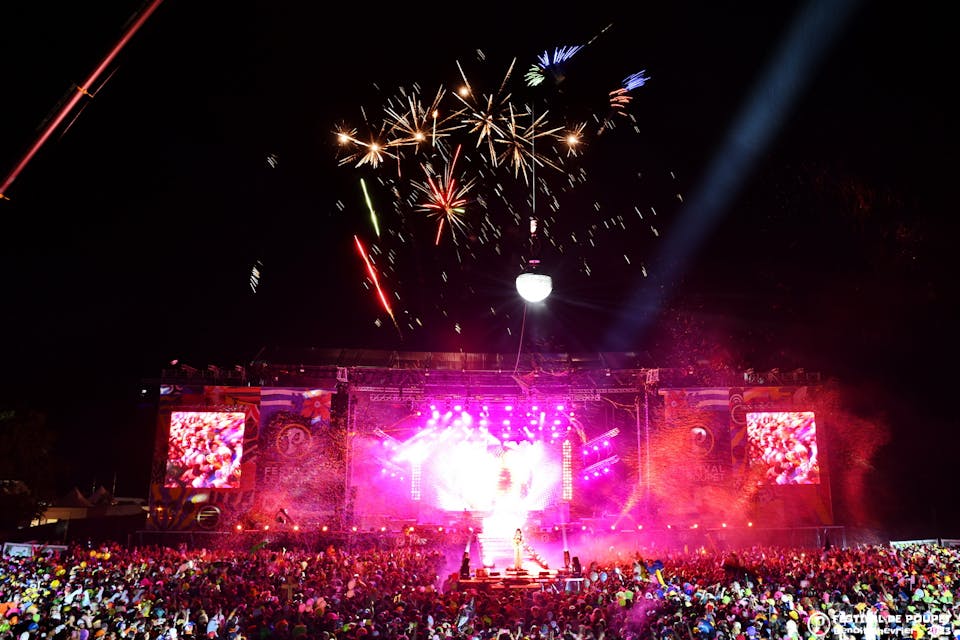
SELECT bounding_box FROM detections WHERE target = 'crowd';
[1,537,957,640]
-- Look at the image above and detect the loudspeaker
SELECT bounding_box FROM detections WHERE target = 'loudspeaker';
[460,554,471,579]
[571,556,582,577]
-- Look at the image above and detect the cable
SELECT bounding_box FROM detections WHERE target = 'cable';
[513,303,527,374]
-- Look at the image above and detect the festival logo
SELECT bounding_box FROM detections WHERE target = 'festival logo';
[275,422,313,459]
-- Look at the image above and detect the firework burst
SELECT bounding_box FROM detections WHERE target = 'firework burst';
[525,44,584,87]
[494,103,565,182]
[336,122,396,169]
[384,86,464,158]
[414,144,475,245]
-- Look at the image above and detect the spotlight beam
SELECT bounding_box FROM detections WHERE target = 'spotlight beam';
[606,0,863,346]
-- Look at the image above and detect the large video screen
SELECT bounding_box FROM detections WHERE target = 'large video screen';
[746,411,820,485]
[165,411,246,489]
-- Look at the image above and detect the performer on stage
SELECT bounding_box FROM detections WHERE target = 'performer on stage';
[513,528,524,570]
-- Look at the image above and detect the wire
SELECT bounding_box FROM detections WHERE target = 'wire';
[513,103,537,374]
[513,303,527,374]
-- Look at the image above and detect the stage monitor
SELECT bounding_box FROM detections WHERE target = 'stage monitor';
[746,411,820,485]
[164,411,246,489]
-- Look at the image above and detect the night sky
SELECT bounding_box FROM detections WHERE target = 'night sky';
[0,2,955,534]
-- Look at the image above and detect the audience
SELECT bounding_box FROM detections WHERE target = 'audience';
[1,538,957,640]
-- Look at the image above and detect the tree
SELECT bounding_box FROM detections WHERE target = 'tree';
[0,408,58,532]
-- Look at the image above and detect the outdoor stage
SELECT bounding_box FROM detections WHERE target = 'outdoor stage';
[145,350,832,550]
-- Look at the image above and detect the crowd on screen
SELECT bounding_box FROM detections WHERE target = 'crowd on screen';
[1,538,958,640]
[164,414,245,490]
[746,413,819,486]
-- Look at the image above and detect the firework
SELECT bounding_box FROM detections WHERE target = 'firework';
[494,103,564,181]
[414,144,475,245]
[333,31,669,341]
[559,122,588,157]
[601,71,652,131]
[384,87,464,157]
[360,178,380,237]
[249,260,263,293]
[622,70,650,92]
[354,234,400,335]
[335,115,396,169]
[525,44,585,87]
[454,58,517,166]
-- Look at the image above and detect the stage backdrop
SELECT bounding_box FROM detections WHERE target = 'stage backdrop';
[657,385,833,527]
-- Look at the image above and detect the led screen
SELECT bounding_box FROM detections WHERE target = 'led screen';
[746,411,820,485]
[165,411,245,488]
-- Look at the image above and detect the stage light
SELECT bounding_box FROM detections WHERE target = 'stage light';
[235,524,242,531]
[516,272,552,303]
[321,525,329,532]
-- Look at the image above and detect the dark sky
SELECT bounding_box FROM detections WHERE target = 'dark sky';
[0,2,955,531]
